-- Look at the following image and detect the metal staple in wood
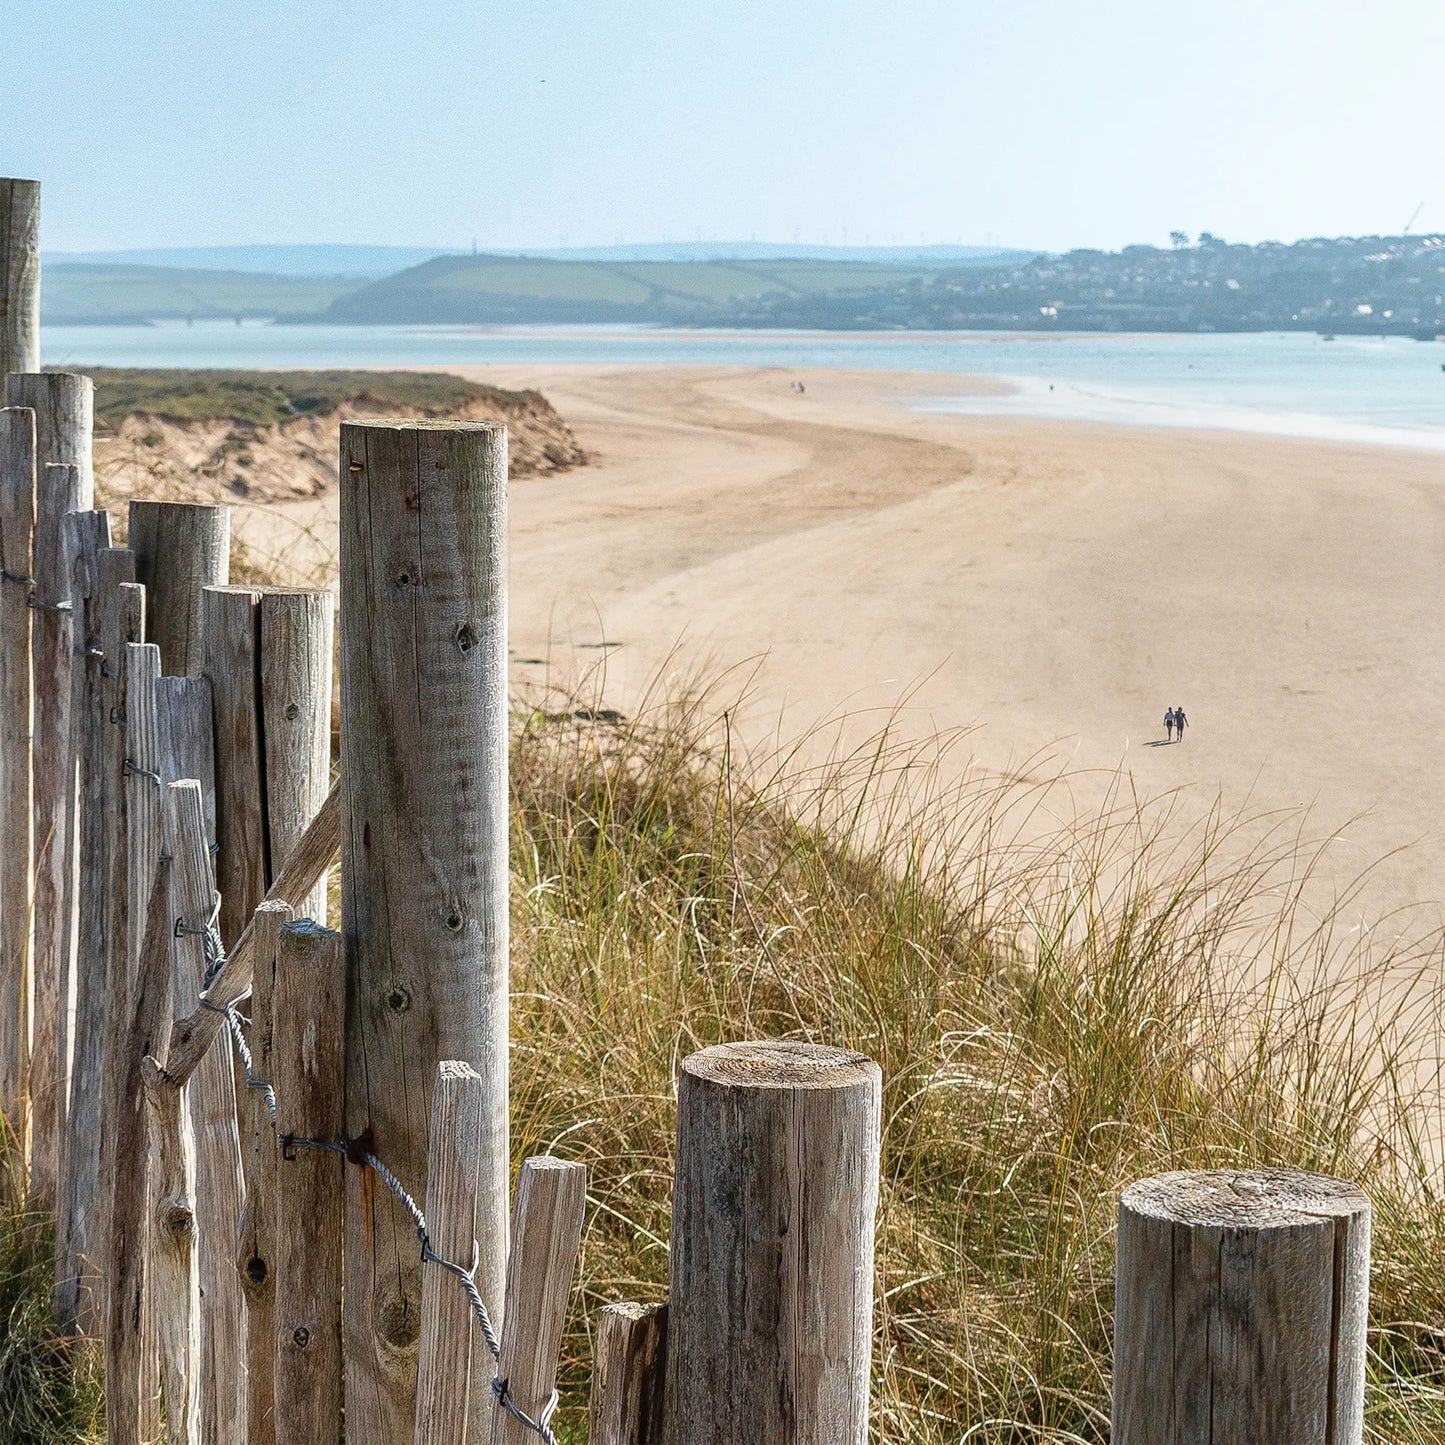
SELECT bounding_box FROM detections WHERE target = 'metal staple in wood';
[173,904,559,1444]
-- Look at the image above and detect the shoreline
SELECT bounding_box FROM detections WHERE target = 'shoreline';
[237,363,1445,939]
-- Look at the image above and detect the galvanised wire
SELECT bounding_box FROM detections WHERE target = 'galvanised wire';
[178,897,558,1444]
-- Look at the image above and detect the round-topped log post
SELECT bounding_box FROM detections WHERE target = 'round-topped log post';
[0,180,39,376]
[666,1040,882,1445]
[339,418,509,1445]
[1113,1167,1371,1445]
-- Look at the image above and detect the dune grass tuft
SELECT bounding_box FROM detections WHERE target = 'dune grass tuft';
[508,682,1445,1442]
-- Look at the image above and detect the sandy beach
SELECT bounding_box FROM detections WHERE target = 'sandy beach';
[242,363,1445,929]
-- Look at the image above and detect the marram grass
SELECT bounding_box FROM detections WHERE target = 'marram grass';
[6,679,1445,1441]
[509,683,1445,1443]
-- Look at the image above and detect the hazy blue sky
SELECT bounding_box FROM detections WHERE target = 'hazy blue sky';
[5,0,1443,253]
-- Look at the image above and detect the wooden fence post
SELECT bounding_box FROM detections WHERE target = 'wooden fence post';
[488,1157,587,1445]
[1113,1167,1371,1445]
[340,419,510,1445]
[667,1041,882,1445]
[589,1303,668,1445]
[60,540,139,1329]
[3,371,94,494]
[56,506,110,1310]
[239,901,288,1445]
[201,586,265,950]
[105,858,172,1445]
[25,460,89,1213]
[0,180,40,376]
[158,729,245,1445]
[415,1062,486,1445]
[260,588,334,923]
[129,501,230,677]
[3,376,95,1212]
[0,406,35,1147]
[271,917,344,1445]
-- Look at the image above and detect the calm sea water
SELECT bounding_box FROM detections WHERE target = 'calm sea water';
[41,323,1445,449]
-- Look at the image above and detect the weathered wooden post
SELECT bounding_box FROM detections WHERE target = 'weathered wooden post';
[61,540,140,1329]
[667,1041,882,1445]
[129,501,230,677]
[56,506,110,1307]
[3,372,94,493]
[3,381,96,1195]
[18,451,92,1213]
[488,1156,587,1445]
[415,1061,487,1445]
[0,180,40,376]
[0,407,35,1143]
[589,1303,668,1445]
[340,419,510,1445]
[1113,1168,1371,1445]
[271,915,344,1445]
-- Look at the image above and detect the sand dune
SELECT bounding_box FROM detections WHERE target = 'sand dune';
[239,363,1445,928]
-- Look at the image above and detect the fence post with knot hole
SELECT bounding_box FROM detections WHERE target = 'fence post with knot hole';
[1113,1167,1371,1445]
[340,418,510,1445]
[666,1040,882,1445]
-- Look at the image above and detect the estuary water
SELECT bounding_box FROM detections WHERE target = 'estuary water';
[41,322,1445,449]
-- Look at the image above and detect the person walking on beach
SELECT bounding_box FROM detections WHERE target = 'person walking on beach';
[1164,707,1175,742]
[1174,705,1187,741]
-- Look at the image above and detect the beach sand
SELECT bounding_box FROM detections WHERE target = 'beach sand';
[242,363,1445,931]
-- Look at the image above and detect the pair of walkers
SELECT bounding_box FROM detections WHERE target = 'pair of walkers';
[1164,706,1188,742]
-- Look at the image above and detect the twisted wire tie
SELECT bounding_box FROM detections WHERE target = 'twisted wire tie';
[1,567,70,611]
[183,905,558,1443]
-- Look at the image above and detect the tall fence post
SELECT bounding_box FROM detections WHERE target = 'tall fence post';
[153,681,245,1445]
[4,377,94,1209]
[66,551,140,1329]
[340,419,510,1445]
[57,506,111,1311]
[271,915,344,1445]
[1113,1167,1371,1445]
[0,406,35,1148]
[129,500,230,677]
[0,180,40,376]
[667,1040,882,1445]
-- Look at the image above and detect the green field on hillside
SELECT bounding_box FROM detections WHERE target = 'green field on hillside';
[42,264,361,323]
[325,253,937,323]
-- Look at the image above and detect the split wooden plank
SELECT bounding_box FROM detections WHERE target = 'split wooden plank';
[2,372,94,496]
[259,588,334,924]
[25,459,88,1214]
[271,917,344,1445]
[128,501,229,678]
[60,541,138,1330]
[488,1157,587,1445]
[202,586,265,950]
[416,1062,486,1445]
[55,506,110,1315]
[588,1303,668,1445]
[161,773,245,1445]
[105,861,172,1445]
[0,406,35,1143]
[239,901,289,1445]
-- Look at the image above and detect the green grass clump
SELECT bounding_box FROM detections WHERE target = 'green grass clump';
[84,367,545,429]
[0,1164,103,1445]
[508,684,1445,1442]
